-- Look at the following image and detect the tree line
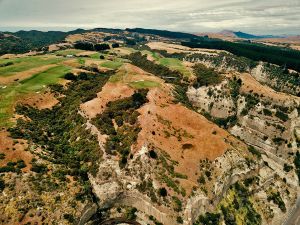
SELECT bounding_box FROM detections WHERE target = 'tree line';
[182,40,300,72]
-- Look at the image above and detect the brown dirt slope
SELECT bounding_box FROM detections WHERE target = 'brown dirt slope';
[81,63,246,193]
[0,131,32,172]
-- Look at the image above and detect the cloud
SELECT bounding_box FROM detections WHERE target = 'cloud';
[0,0,299,35]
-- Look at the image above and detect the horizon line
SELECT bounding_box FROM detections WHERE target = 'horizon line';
[0,26,299,37]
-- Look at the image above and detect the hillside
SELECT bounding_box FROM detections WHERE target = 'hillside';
[0,28,299,225]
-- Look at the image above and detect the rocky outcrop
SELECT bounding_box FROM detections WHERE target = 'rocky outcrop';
[78,203,98,225]
[187,81,235,119]
[89,146,181,225]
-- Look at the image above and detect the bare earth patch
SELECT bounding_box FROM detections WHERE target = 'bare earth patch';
[80,62,245,194]
[147,41,224,55]
[0,131,32,172]
[81,82,135,119]
[19,91,59,110]
[136,85,243,193]
[239,73,300,103]
[80,63,163,118]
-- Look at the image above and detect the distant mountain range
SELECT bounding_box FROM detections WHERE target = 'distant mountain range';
[232,31,282,39]
[198,30,284,40]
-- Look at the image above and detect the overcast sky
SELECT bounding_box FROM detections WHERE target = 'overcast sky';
[0,0,299,35]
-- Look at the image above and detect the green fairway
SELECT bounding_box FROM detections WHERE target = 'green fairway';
[90,52,101,59]
[129,80,160,89]
[158,58,192,77]
[55,49,85,56]
[141,50,161,61]
[0,56,64,77]
[19,65,70,92]
[101,60,123,70]
[0,65,70,127]
[141,50,192,77]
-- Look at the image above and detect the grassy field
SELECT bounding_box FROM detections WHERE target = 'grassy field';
[101,60,123,70]
[90,52,101,59]
[129,80,160,89]
[0,65,70,127]
[159,58,192,77]
[55,49,85,56]
[141,50,161,61]
[0,56,64,77]
[141,50,192,77]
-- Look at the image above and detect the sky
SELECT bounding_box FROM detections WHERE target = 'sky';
[0,0,299,35]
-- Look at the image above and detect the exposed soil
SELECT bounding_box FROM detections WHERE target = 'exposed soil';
[81,82,135,118]
[80,63,162,119]
[147,41,224,55]
[48,43,72,52]
[19,91,59,110]
[136,85,241,193]
[80,62,244,194]
[0,131,32,172]
[239,73,300,103]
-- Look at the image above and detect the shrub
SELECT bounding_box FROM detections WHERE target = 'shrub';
[126,207,137,220]
[275,111,289,122]
[31,163,48,174]
[283,163,293,172]
[112,43,120,48]
[193,64,223,88]
[64,72,77,81]
[177,216,183,224]
[172,196,182,212]
[94,43,110,51]
[63,214,75,223]
[197,212,221,225]
[273,137,285,145]
[125,39,136,46]
[0,178,5,192]
[149,150,157,159]
[294,151,300,185]
[0,153,5,160]
[267,191,286,212]
[17,160,26,169]
[248,146,261,158]
[74,41,94,51]
[159,187,167,197]
[263,108,272,116]
[0,61,13,67]
[197,175,205,184]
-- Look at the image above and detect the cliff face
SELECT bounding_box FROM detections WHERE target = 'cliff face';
[187,81,236,119]
[185,53,300,225]
[88,143,260,225]
[89,146,181,225]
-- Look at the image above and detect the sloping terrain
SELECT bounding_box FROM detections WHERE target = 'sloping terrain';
[0,29,299,225]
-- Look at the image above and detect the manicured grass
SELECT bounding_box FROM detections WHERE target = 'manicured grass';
[0,56,64,77]
[90,53,101,59]
[55,49,84,56]
[0,86,17,127]
[129,80,160,89]
[78,58,86,65]
[141,50,161,61]
[19,65,70,92]
[101,61,123,70]
[141,50,192,77]
[158,58,192,77]
[0,65,70,127]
